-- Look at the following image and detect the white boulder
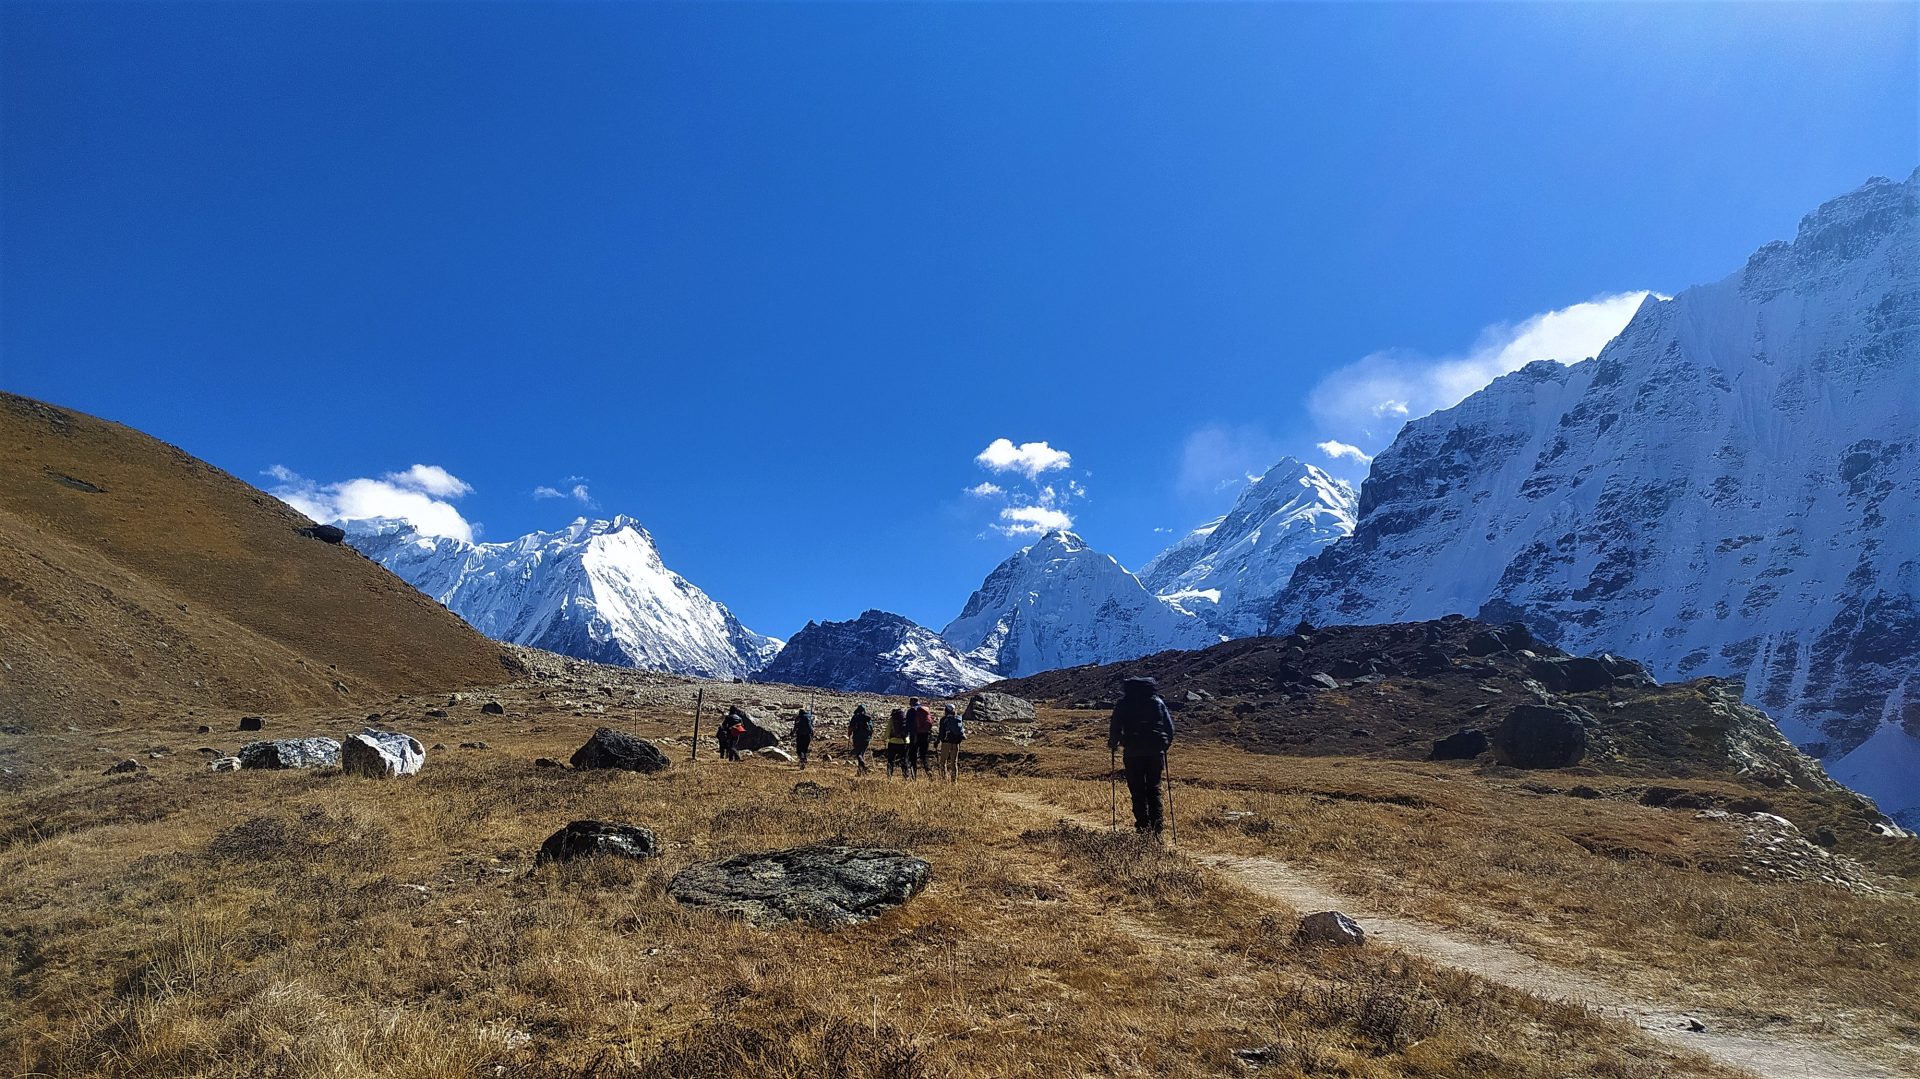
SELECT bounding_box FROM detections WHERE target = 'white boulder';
[341,728,426,778]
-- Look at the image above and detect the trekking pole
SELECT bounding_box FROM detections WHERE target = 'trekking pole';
[690,687,704,761]
[1109,747,1117,831]
[1164,749,1176,846]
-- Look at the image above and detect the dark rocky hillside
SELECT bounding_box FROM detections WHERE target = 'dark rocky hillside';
[989,615,1859,797]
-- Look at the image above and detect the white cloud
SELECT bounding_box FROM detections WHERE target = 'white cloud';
[1316,440,1373,464]
[968,439,1085,540]
[534,481,596,507]
[382,464,473,498]
[266,464,475,543]
[975,438,1072,481]
[1308,290,1653,450]
[1177,424,1284,495]
[994,505,1073,537]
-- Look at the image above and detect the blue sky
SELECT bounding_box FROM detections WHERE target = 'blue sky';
[2,2,1914,639]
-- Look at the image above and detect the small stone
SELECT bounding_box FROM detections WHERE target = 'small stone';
[533,757,563,768]
[238,716,265,731]
[1295,910,1365,947]
[459,741,489,750]
[537,820,660,864]
[208,756,243,772]
[196,724,213,734]
[481,701,506,715]
[425,709,449,719]
[104,758,143,775]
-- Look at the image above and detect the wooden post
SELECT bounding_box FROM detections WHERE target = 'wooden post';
[691,686,704,760]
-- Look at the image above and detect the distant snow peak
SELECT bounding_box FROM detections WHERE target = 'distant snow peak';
[1141,458,1358,638]
[943,529,1216,677]
[345,514,780,679]
[1277,169,1920,820]
[759,609,998,697]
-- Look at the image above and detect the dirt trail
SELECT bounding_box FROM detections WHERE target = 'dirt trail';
[1000,789,1910,1079]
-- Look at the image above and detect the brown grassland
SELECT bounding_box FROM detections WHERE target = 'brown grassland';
[6,670,1916,1079]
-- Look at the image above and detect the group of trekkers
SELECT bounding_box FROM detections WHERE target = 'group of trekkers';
[710,676,1178,833]
[844,697,969,780]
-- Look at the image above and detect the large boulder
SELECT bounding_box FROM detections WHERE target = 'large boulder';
[964,692,1035,725]
[1527,656,1614,693]
[1429,728,1489,761]
[1491,705,1591,769]
[570,727,671,773]
[536,820,659,864]
[340,729,425,778]
[668,844,932,928]
[1463,622,1534,657]
[727,707,788,752]
[237,737,341,770]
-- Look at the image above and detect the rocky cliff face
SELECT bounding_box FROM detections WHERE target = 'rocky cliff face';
[345,516,781,680]
[944,531,1216,678]
[1141,458,1357,637]
[757,609,998,697]
[1274,171,1920,824]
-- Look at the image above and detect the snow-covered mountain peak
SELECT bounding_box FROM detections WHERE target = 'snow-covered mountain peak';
[1140,456,1358,637]
[943,531,1214,677]
[344,514,780,679]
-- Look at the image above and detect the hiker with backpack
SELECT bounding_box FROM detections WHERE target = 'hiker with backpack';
[1108,676,1175,835]
[792,706,815,769]
[718,710,745,762]
[936,702,965,781]
[849,704,873,775]
[906,697,933,779]
[885,707,911,778]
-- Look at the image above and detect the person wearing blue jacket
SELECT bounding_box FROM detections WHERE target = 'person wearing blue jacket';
[1107,676,1175,834]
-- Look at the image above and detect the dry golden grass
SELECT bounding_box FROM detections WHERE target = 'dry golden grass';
[1023,747,1920,1060]
[0,692,1750,1079]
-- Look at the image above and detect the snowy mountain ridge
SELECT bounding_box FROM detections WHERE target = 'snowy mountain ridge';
[1274,169,1920,823]
[758,609,999,697]
[344,515,781,680]
[1141,458,1358,637]
[942,530,1218,677]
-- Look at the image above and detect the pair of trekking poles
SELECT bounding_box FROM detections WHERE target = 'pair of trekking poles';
[1109,746,1175,844]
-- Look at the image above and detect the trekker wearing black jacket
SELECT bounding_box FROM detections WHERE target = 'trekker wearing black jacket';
[849,705,873,775]
[792,707,815,769]
[1108,677,1175,834]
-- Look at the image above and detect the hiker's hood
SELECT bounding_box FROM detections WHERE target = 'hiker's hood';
[1121,677,1158,697]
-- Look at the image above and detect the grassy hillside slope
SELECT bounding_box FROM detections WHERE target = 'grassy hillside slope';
[0,392,513,733]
